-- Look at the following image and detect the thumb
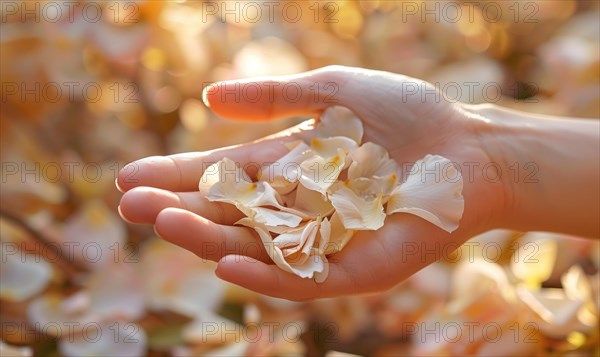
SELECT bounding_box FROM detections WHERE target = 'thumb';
[202,66,397,122]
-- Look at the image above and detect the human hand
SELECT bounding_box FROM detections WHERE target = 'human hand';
[117,66,509,300]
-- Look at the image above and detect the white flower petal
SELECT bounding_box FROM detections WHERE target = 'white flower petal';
[561,265,598,327]
[317,106,363,144]
[299,152,346,194]
[237,204,302,227]
[88,263,145,320]
[452,258,516,303]
[27,293,99,337]
[517,287,592,338]
[182,312,242,345]
[309,136,358,158]
[323,212,355,255]
[348,142,399,179]
[510,238,557,289]
[171,273,226,318]
[387,155,464,233]
[346,177,396,201]
[275,219,320,260]
[317,217,332,254]
[199,157,248,197]
[259,141,311,192]
[329,184,386,230]
[63,200,126,270]
[280,183,334,219]
[202,160,303,226]
[254,226,325,279]
[0,252,52,302]
[234,217,298,235]
[59,322,147,357]
[245,181,286,208]
[314,255,330,283]
[561,265,592,302]
[201,158,283,209]
[0,341,33,357]
[138,239,224,316]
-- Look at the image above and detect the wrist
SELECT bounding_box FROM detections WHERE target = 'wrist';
[461,103,600,237]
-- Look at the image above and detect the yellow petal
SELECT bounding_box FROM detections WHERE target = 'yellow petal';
[387,155,464,233]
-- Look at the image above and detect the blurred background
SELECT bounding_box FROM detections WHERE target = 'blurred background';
[1,0,599,356]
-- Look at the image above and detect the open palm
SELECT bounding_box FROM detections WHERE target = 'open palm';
[117,66,507,300]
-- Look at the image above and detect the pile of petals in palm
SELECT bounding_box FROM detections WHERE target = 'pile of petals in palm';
[199,108,464,282]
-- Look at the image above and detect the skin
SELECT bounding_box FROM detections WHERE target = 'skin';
[116,66,600,301]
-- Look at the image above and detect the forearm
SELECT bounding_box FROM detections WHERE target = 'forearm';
[464,104,600,238]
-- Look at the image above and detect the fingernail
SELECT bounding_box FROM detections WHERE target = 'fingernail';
[117,205,135,224]
[115,178,124,193]
[202,83,216,108]
[153,224,163,239]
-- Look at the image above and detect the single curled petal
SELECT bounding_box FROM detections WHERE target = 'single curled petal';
[259,141,311,194]
[199,157,249,197]
[348,142,399,180]
[235,217,300,235]
[254,226,326,279]
[314,255,330,283]
[323,212,355,255]
[329,183,386,230]
[316,106,364,144]
[237,204,302,227]
[317,217,331,254]
[387,155,464,233]
[299,151,347,194]
[280,183,334,219]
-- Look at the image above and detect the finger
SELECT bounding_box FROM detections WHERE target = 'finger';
[116,138,294,193]
[215,255,362,301]
[202,71,335,121]
[118,187,244,225]
[202,65,405,122]
[154,208,270,263]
